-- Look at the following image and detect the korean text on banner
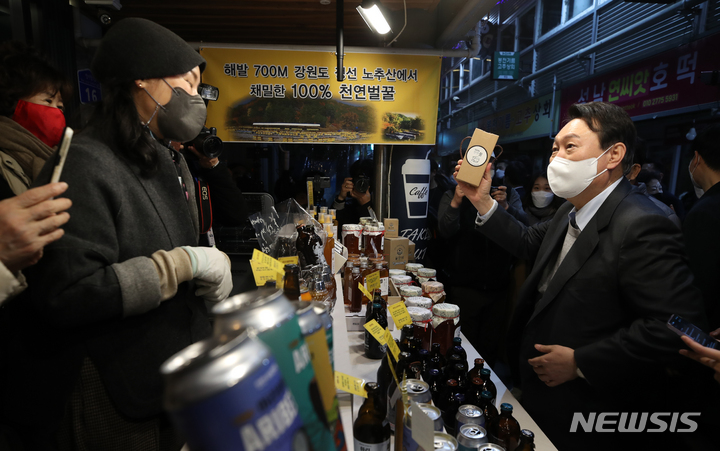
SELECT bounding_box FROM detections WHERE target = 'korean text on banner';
[200,47,441,145]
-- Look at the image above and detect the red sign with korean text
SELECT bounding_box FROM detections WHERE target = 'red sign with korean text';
[560,33,720,119]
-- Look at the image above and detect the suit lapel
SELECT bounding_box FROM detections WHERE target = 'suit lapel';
[527,178,634,324]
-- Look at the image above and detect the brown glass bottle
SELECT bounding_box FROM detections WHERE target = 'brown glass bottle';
[282,264,301,301]
[359,260,371,304]
[399,325,414,353]
[514,429,535,451]
[375,262,389,302]
[480,368,497,405]
[353,382,391,451]
[386,351,412,431]
[488,403,521,451]
[468,358,485,382]
[350,266,363,312]
[365,302,387,359]
[478,389,498,426]
[464,376,485,407]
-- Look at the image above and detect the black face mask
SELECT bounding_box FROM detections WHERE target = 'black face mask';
[142,79,207,142]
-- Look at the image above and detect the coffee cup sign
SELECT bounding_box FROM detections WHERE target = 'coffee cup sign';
[456,128,500,187]
[401,159,431,219]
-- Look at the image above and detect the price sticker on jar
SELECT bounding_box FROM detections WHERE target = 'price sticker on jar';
[335,371,367,398]
[385,329,400,361]
[388,302,413,329]
[366,271,381,292]
[363,320,388,346]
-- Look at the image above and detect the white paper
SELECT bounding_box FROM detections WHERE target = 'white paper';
[411,401,435,451]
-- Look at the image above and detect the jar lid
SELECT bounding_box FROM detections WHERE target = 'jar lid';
[391,275,412,284]
[364,225,382,233]
[405,296,433,309]
[407,306,433,322]
[389,269,406,276]
[417,268,436,277]
[422,281,444,293]
[406,263,424,272]
[342,224,363,231]
[432,303,460,317]
[359,217,373,224]
[399,286,423,297]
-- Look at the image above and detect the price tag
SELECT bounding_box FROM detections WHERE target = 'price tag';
[366,271,380,292]
[278,256,299,266]
[363,320,387,346]
[387,353,399,385]
[388,302,413,329]
[334,371,367,397]
[249,260,279,286]
[358,283,373,303]
[252,249,284,273]
[385,329,400,361]
[275,271,284,289]
[411,401,435,451]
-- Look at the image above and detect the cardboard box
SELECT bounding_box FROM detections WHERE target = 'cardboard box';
[408,240,415,263]
[383,237,409,270]
[346,304,394,331]
[384,218,399,238]
[456,128,499,187]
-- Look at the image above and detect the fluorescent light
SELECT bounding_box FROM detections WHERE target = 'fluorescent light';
[357,3,392,35]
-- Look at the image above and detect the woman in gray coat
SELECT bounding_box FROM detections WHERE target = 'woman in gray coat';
[0,19,232,451]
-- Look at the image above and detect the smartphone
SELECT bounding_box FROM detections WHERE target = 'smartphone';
[667,314,718,349]
[50,127,73,184]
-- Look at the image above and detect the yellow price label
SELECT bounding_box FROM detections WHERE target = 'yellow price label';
[249,260,280,287]
[388,302,413,329]
[363,320,387,346]
[358,282,373,303]
[385,329,400,361]
[275,271,284,290]
[334,371,367,397]
[278,256,299,266]
[252,249,284,273]
[365,271,380,292]
[387,353,399,385]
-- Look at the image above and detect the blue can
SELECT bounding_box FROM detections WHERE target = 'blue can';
[160,332,309,451]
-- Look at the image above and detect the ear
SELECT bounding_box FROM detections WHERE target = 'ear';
[606,143,626,171]
[134,79,145,89]
[627,163,641,181]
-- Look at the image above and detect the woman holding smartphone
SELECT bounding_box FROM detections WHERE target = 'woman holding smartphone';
[0,19,232,450]
[0,41,71,200]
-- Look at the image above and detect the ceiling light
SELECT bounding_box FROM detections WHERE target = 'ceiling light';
[357,1,391,35]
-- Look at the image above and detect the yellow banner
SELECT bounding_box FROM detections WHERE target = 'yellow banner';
[200,47,441,145]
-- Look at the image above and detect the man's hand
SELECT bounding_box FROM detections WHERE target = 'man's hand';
[491,186,509,210]
[0,183,72,274]
[187,145,220,169]
[528,344,579,387]
[680,335,720,384]
[450,184,465,208]
[338,177,353,201]
[350,187,371,206]
[453,159,495,215]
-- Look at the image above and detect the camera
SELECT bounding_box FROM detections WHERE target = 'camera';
[186,126,223,159]
[353,175,371,194]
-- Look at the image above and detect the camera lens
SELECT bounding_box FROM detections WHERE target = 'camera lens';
[202,135,223,159]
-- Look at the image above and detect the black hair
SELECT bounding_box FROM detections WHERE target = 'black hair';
[635,169,663,185]
[88,81,159,175]
[567,102,636,175]
[523,171,565,210]
[0,41,72,117]
[691,123,720,171]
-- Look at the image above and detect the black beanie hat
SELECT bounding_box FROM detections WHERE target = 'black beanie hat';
[92,17,206,85]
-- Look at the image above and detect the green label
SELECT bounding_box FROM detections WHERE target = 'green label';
[259,318,336,451]
[493,51,520,80]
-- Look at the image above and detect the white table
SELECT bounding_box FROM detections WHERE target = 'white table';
[331,278,557,451]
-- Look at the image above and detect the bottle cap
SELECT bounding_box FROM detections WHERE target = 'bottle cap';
[500,403,513,412]
[429,369,440,376]
[481,390,492,399]
[453,337,462,345]
[521,429,534,439]
[480,369,491,376]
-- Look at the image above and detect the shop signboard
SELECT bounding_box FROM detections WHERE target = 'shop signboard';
[473,93,560,143]
[200,47,441,144]
[389,147,433,263]
[560,33,720,119]
[493,51,520,80]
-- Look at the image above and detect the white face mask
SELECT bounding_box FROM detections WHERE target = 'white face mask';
[689,155,705,199]
[531,191,554,208]
[547,144,613,199]
[495,169,505,179]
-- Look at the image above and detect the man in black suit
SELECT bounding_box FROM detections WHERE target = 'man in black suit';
[454,102,711,450]
[684,124,720,331]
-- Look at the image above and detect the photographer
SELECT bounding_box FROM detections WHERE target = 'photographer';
[333,159,374,227]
